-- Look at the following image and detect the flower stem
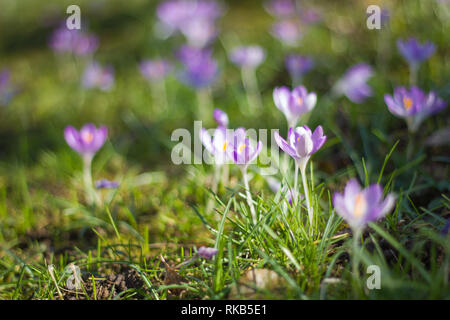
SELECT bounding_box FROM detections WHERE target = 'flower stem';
[300,164,313,233]
[352,230,362,297]
[242,168,257,224]
[83,154,99,206]
[409,64,418,86]
[196,88,212,122]
[241,68,263,111]
[293,163,299,207]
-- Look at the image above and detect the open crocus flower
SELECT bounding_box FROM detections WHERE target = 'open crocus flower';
[200,125,229,165]
[334,63,373,103]
[397,37,436,68]
[82,62,115,91]
[333,179,396,233]
[229,45,266,69]
[139,59,172,82]
[213,108,228,127]
[275,125,326,171]
[227,128,263,170]
[65,124,108,158]
[384,86,447,133]
[273,86,317,128]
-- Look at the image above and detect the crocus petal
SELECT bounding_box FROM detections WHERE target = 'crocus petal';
[274,131,298,159]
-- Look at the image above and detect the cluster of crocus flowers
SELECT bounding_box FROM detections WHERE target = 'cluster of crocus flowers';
[156,0,223,48]
[384,86,447,133]
[285,55,314,84]
[333,63,373,103]
[64,124,108,204]
[49,25,99,56]
[139,59,173,83]
[201,109,263,223]
[333,179,395,235]
[82,62,115,91]
[275,126,326,227]
[273,85,317,128]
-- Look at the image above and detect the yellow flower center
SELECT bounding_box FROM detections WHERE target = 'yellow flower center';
[82,132,94,143]
[223,142,228,152]
[297,97,303,106]
[403,97,413,111]
[354,194,366,218]
[239,144,247,153]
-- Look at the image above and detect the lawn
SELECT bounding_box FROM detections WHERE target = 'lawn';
[0,0,449,300]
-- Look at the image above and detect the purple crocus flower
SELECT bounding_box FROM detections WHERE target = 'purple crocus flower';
[397,37,436,68]
[227,128,263,170]
[264,0,297,18]
[49,26,99,56]
[200,125,229,165]
[285,55,314,81]
[64,124,108,158]
[384,86,447,132]
[333,179,396,232]
[271,20,303,46]
[229,45,266,69]
[334,63,373,103]
[0,69,16,106]
[176,46,219,89]
[274,125,326,171]
[197,246,218,259]
[273,86,317,128]
[213,108,228,127]
[82,62,115,91]
[139,59,172,82]
[95,179,120,189]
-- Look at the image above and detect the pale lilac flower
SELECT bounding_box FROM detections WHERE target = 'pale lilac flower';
[64,124,108,158]
[139,59,172,82]
[273,86,317,128]
[176,46,218,89]
[0,69,17,106]
[285,55,314,80]
[271,20,303,46]
[82,62,114,91]
[200,125,229,165]
[384,86,447,132]
[95,179,120,189]
[264,0,297,18]
[156,0,223,46]
[197,246,218,259]
[301,8,322,25]
[334,63,373,103]
[227,128,263,170]
[397,37,436,68]
[213,108,228,127]
[333,179,395,232]
[274,125,326,171]
[229,45,266,69]
[49,26,98,56]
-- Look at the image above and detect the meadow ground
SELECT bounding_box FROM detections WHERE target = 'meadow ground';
[0,0,449,300]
